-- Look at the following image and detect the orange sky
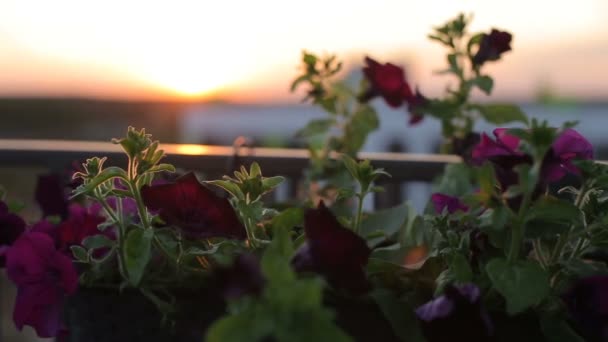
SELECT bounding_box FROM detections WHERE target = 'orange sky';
[0,0,607,102]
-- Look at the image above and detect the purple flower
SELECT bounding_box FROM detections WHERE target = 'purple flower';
[471,128,592,190]
[5,232,78,338]
[141,172,247,240]
[0,201,26,267]
[472,29,512,67]
[562,275,608,342]
[292,202,372,294]
[542,128,594,182]
[416,284,493,342]
[431,193,469,214]
[35,173,69,219]
[213,253,265,300]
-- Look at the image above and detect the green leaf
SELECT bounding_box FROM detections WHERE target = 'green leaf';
[206,313,273,342]
[486,258,550,314]
[207,180,245,200]
[124,228,154,286]
[471,75,494,95]
[371,290,426,342]
[261,176,285,191]
[342,105,379,154]
[360,202,410,238]
[296,118,336,138]
[341,154,359,180]
[450,253,473,282]
[145,163,176,174]
[475,104,528,125]
[525,196,582,224]
[71,166,128,198]
[540,316,585,342]
[271,208,304,231]
[70,245,89,262]
[82,235,115,250]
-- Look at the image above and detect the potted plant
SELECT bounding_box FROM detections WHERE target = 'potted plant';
[1,13,606,342]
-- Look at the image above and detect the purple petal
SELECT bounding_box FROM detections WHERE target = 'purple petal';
[431,193,469,214]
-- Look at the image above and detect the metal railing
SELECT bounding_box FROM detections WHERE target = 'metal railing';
[0,139,461,181]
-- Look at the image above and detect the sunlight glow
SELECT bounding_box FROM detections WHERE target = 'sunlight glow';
[0,0,606,100]
[175,144,211,155]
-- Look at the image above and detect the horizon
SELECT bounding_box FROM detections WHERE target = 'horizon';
[1,0,607,103]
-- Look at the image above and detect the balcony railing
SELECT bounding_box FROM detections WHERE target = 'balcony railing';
[0,139,463,341]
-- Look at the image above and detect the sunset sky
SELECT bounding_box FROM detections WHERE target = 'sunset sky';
[0,0,607,102]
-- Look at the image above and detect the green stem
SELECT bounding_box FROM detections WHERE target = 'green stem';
[533,239,548,269]
[129,179,151,229]
[94,190,130,280]
[353,193,365,234]
[550,184,587,263]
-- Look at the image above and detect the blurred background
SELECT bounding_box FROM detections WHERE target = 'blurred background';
[0,0,607,340]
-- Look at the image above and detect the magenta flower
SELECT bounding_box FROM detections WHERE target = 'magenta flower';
[472,29,512,67]
[0,201,26,267]
[56,204,108,256]
[416,284,493,342]
[292,202,372,294]
[472,128,592,189]
[5,232,78,338]
[562,275,608,342]
[431,193,469,214]
[542,128,594,182]
[141,172,246,239]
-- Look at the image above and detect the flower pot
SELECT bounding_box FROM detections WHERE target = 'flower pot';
[61,287,223,342]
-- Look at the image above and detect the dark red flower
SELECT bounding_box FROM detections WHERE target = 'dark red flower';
[0,201,26,267]
[141,172,246,240]
[542,128,594,182]
[213,253,265,300]
[292,202,371,294]
[416,284,493,342]
[361,57,413,108]
[452,132,481,164]
[472,29,512,67]
[431,193,469,214]
[35,173,69,219]
[55,204,107,256]
[6,232,78,338]
[407,89,428,125]
[562,275,608,342]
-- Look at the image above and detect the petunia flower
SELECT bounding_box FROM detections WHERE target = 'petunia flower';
[0,200,26,267]
[55,204,108,256]
[292,201,372,294]
[35,173,69,220]
[562,275,608,342]
[141,172,247,239]
[213,253,265,300]
[431,193,469,214]
[361,57,413,108]
[472,29,512,67]
[471,128,592,190]
[5,232,78,338]
[542,128,594,183]
[415,284,493,342]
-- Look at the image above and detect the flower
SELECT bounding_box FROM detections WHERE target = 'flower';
[141,172,247,239]
[213,253,265,300]
[407,89,428,125]
[542,128,594,182]
[431,193,469,214]
[55,204,108,256]
[35,173,69,219]
[415,284,493,342]
[5,232,78,338]
[361,57,413,108]
[292,201,371,294]
[472,29,512,67]
[562,275,608,342]
[0,201,26,267]
[471,128,592,189]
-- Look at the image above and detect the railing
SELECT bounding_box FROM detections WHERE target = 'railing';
[0,139,462,341]
[0,139,461,181]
